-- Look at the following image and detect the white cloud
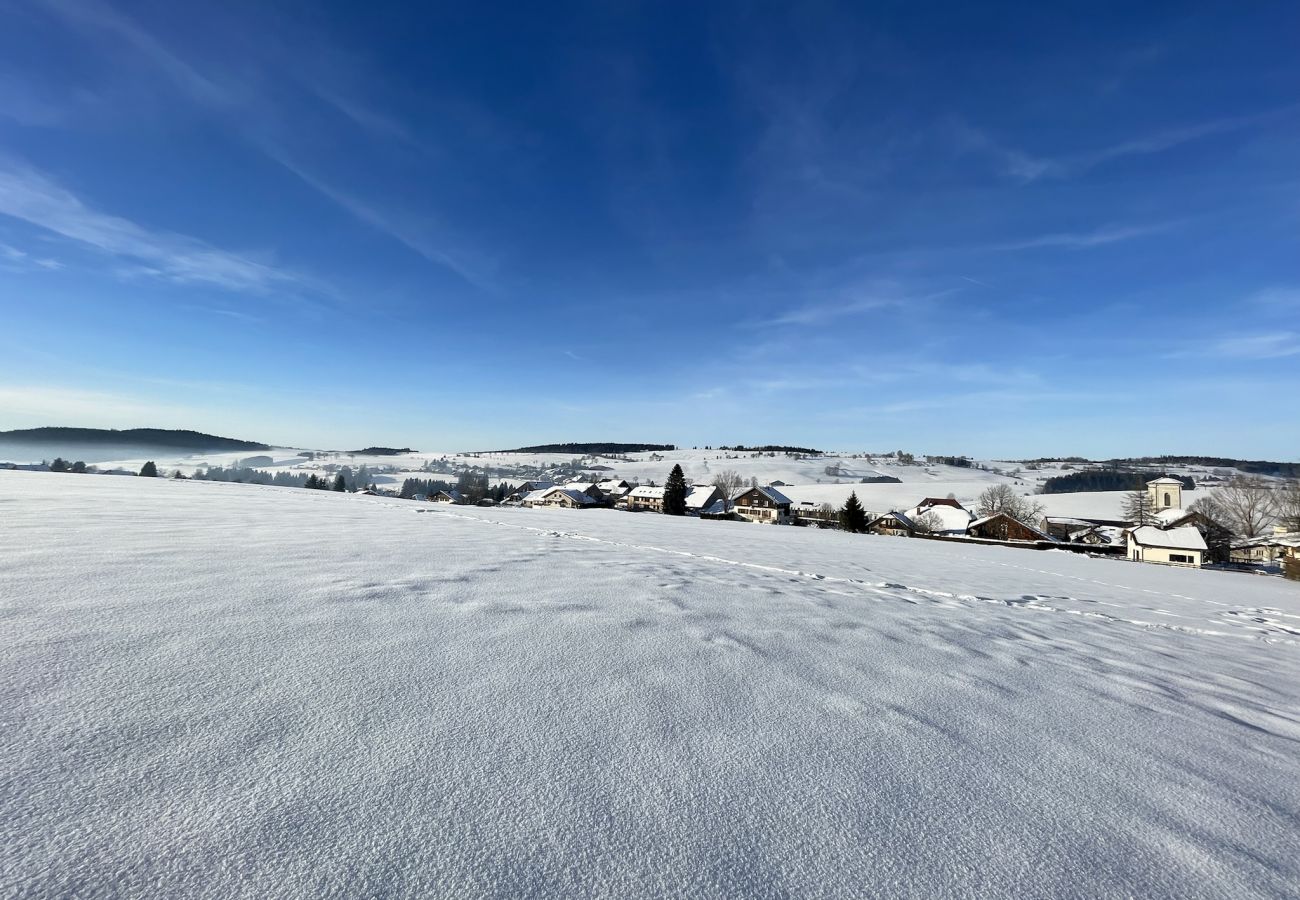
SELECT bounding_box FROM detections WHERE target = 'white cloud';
[1207,332,1300,360]
[990,222,1172,251]
[0,155,298,293]
[753,283,955,327]
[956,106,1299,184]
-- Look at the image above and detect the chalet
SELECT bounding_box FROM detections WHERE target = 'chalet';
[732,486,792,524]
[558,482,606,503]
[1147,477,1184,512]
[686,484,725,514]
[596,479,633,498]
[868,511,916,536]
[966,513,1054,543]
[626,486,666,512]
[1042,516,1129,543]
[534,488,601,509]
[1127,525,1206,567]
[430,489,464,504]
[1066,526,1111,545]
[506,481,556,503]
[1230,530,1300,566]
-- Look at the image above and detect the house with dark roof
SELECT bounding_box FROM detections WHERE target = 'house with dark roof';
[868,511,917,536]
[966,513,1054,543]
[732,486,792,524]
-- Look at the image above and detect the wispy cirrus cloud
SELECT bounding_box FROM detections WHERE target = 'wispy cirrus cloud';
[1246,286,1300,311]
[954,105,1299,184]
[1206,332,1300,360]
[0,241,63,272]
[752,283,956,327]
[31,0,488,288]
[0,155,299,294]
[989,221,1174,251]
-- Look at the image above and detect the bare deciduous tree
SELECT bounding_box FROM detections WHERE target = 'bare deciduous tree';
[914,510,944,534]
[711,469,745,500]
[975,484,1044,526]
[1274,479,1300,532]
[1213,475,1276,537]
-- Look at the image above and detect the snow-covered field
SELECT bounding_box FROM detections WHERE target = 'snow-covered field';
[3,471,1299,898]
[0,441,1245,524]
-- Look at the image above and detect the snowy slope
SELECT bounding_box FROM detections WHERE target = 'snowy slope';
[3,471,1299,898]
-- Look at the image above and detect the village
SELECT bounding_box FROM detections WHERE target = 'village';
[412,470,1300,581]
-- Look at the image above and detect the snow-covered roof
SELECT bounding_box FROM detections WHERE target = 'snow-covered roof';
[736,485,791,505]
[1147,477,1184,486]
[1129,525,1207,551]
[967,512,1054,541]
[903,503,973,533]
[1231,531,1300,550]
[522,489,554,504]
[628,486,664,499]
[551,489,600,506]
[871,510,916,530]
[686,485,721,510]
[1154,507,1190,526]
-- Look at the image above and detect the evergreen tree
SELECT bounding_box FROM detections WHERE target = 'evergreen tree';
[1122,489,1157,526]
[839,491,868,533]
[663,465,688,515]
[139,461,158,477]
[70,460,87,473]
[333,474,346,492]
[49,457,68,472]
[305,474,320,489]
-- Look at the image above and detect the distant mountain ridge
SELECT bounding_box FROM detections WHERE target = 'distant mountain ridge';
[0,427,270,451]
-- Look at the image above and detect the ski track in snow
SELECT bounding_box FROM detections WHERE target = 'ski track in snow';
[3,472,1300,900]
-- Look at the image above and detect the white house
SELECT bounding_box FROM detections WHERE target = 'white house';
[626,486,667,512]
[1127,525,1206,567]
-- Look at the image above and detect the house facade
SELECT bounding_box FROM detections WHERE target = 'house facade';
[868,511,916,536]
[1230,530,1300,566]
[626,486,666,512]
[966,513,1053,543]
[535,488,600,509]
[732,486,791,524]
[1127,525,1205,567]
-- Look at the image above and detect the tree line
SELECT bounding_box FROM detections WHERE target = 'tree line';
[1043,471,1194,494]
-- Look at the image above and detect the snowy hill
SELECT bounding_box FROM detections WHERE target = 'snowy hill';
[3,471,1298,898]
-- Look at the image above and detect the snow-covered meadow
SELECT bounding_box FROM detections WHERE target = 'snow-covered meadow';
[3,471,1298,898]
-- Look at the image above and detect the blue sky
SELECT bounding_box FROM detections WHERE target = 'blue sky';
[0,1,1297,456]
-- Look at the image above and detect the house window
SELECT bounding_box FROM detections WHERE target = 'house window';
[1164,492,1171,507]
[1169,553,1192,564]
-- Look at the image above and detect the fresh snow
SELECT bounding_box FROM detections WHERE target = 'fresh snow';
[3,471,1299,898]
